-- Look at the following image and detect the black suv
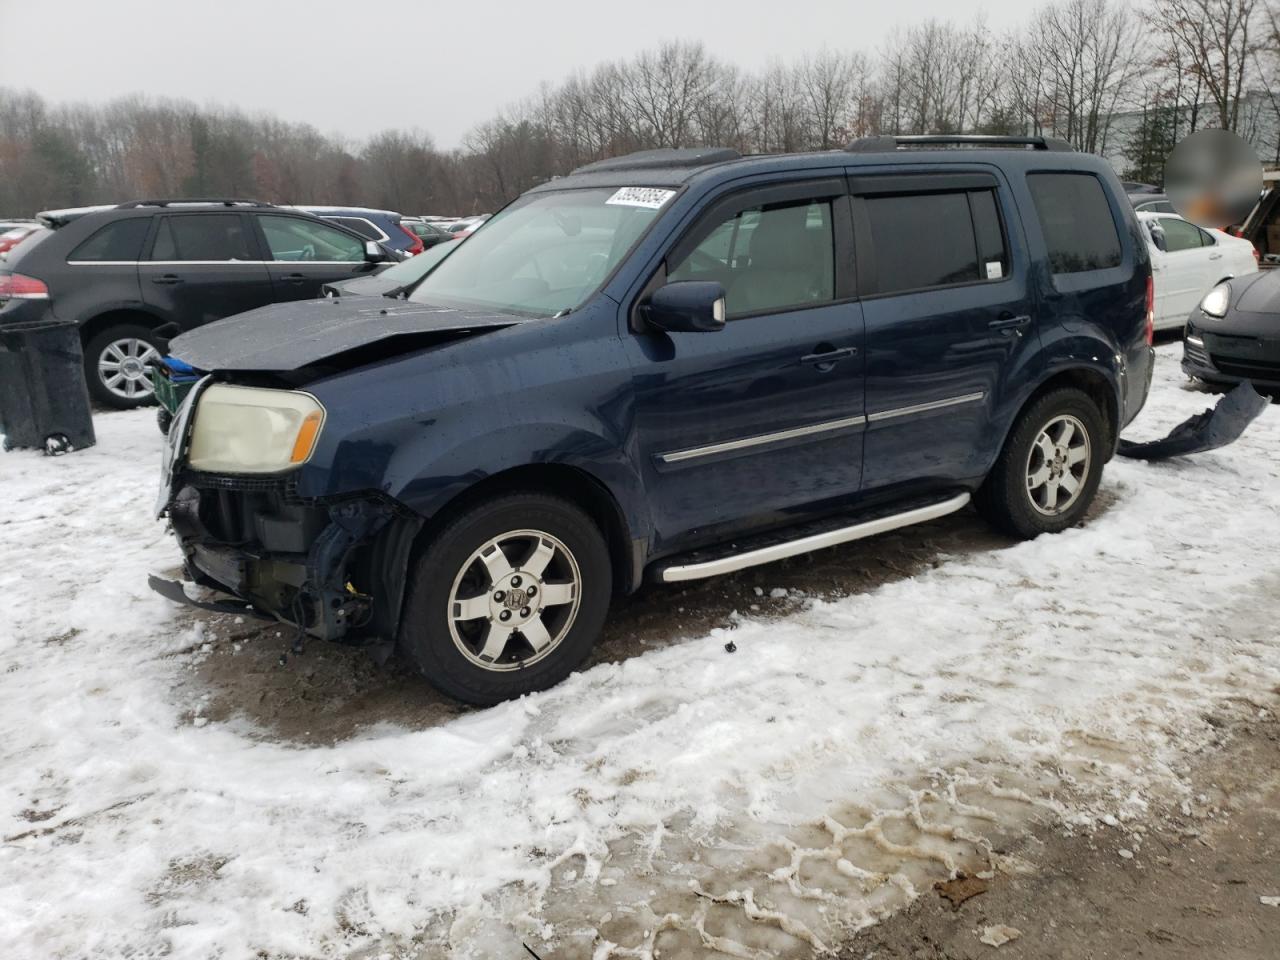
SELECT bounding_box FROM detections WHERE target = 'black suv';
[0,200,392,408]
[158,136,1156,705]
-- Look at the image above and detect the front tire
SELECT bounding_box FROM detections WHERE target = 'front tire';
[84,323,162,409]
[399,493,612,705]
[975,387,1106,539]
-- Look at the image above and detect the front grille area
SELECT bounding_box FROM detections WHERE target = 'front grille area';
[1210,356,1280,381]
[1183,340,1211,366]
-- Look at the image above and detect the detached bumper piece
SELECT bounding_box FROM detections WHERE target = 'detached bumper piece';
[161,473,397,642]
[1117,381,1269,461]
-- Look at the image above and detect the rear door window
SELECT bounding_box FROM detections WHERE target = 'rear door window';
[151,214,254,261]
[1158,217,1210,252]
[1028,173,1123,274]
[667,199,835,318]
[68,218,152,262]
[862,189,1008,294]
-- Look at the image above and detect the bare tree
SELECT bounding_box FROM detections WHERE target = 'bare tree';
[1151,0,1262,132]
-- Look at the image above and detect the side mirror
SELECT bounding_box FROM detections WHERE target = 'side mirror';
[364,240,391,263]
[1148,224,1168,253]
[640,280,727,333]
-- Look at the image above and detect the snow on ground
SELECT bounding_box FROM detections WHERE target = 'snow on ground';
[1,345,1278,959]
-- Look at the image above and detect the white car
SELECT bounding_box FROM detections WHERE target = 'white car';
[1139,211,1258,330]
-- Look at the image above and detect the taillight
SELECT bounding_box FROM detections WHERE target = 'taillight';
[1152,272,1162,348]
[1252,245,1261,265]
[399,224,424,256]
[0,272,49,300]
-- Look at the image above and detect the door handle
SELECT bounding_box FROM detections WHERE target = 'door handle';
[989,313,1031,335]
[283,272,308,283]
[1208,252,1223,260]
[151,274,183,285]
[800,345,858,368]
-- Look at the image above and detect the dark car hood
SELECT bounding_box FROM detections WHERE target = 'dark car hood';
[1235,269,1280,315]
[170,298,525,372]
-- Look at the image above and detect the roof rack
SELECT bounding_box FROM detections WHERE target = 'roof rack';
[845,135,1074,153]
[115,198,273,209]
[571,147,741,175]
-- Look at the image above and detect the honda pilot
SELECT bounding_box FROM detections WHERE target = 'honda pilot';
[155,137,1155,705]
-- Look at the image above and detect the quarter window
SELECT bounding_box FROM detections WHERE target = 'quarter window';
[863,190,1008,294]
[259,215,364,262]
[1028,173,1123,274]
[151,215,254,261]
[667,199,834,318]
[69,218,151,262]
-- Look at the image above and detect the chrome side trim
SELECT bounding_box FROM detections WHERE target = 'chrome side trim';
[659,492,971,582]
[658,413,867,464]
[866,391,986,423]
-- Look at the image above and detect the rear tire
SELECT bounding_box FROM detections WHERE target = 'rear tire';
[84,323,162,409]
[975,387,1106,539]
[399,493,612,705]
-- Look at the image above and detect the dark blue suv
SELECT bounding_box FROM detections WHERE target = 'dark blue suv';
[157,136,1154,704]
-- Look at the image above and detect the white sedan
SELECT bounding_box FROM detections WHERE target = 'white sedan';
[1139,211,1258,330]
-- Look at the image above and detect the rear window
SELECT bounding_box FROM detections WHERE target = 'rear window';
[325,216,383,240]
[68,218,151,262]
[864,190,1008,294]
[1028,173,1123,274]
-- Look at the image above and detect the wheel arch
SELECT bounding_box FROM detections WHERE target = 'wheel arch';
[1018,365,1120,458]
[78,306,168,347]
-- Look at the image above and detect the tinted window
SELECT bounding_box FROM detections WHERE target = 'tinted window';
[668,199,834,317]
[1028,173,1123,274]
[325,216,383,240]
[69,218,151,262]
[151,215,253,261]
[259,215,364,262]
[1156,217,1208,252]
[864,190,1007,294]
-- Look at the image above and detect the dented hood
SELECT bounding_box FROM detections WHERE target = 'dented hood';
[169,297,524,372]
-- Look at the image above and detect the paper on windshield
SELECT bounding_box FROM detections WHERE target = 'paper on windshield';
[605,187,677,209]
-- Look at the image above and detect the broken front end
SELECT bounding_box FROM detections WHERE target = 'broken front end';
[155,381,420,645]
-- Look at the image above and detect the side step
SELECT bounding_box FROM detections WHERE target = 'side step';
[655,491,971,583]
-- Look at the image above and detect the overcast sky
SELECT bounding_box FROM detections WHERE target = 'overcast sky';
[0,0,1009,149]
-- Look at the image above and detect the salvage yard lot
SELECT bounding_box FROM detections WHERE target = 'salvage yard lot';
[1,343,1277,959]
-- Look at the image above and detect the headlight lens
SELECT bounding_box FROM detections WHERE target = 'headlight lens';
[187,384,325,474]
[1199,282,1231,318]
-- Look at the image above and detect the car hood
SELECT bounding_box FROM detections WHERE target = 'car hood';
[169,298,526,372]
[325,273,401,298]
[1234,269,1280,315]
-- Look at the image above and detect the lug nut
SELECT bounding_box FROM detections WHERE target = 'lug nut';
[499,610,512,621]
[511,575,523,587]
[520,607,531,617]
[526,586,537,597]
[494,591,505,601]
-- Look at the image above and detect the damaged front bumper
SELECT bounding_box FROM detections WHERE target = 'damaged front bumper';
[156,471,419,643]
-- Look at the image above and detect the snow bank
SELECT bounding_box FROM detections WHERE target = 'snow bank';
[0,346,1276,958]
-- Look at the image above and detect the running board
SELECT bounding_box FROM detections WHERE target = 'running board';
[655,491,971,583]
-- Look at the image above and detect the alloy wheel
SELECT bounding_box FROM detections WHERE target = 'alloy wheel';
[98,337,159,401]
[1025,414,1092,516]
[447,529,582,672]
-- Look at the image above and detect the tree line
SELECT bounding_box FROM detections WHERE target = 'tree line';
[1,0,1277,219]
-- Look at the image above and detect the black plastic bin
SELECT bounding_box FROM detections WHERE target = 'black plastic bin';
[0,318,96,453]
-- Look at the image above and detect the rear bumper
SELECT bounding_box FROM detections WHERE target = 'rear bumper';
[165,473,407,641]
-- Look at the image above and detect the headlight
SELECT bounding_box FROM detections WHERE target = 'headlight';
[186,384,325,474]
[1199,282,1231,318]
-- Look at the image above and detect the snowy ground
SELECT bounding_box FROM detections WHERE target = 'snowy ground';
[1,345,1277,960]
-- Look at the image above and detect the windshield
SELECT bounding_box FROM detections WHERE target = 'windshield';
[408,187,672,316]
[376,239,457,286]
